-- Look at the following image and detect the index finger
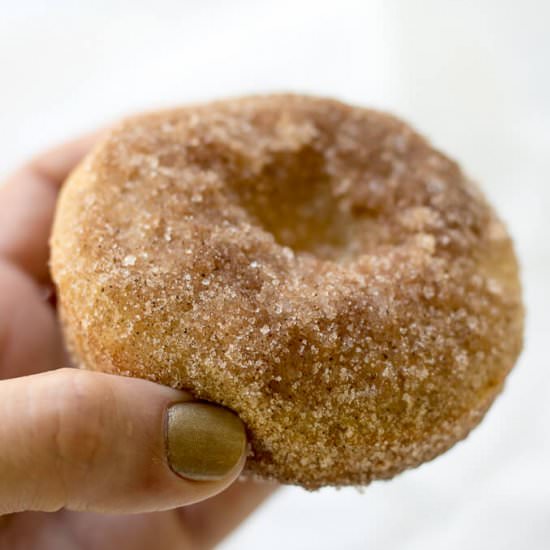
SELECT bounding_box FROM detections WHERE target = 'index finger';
[0,134,100,281]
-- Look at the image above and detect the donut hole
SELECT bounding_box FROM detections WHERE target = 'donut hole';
[234,147,358,261]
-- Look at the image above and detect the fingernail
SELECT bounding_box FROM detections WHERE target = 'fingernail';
[166,402,246,481]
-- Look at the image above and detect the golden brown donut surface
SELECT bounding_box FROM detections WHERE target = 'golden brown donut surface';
[50,95,523,488]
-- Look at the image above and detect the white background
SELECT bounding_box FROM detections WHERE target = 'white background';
[1,1,549,548]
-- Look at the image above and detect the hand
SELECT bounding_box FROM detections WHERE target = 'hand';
[0,136,275,549]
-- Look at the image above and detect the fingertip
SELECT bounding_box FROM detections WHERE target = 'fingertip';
[29,132,103,186]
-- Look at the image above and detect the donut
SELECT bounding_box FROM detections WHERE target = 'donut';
[50,95,524,489]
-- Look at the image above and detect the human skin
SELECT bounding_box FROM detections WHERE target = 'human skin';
[0,135,274,550]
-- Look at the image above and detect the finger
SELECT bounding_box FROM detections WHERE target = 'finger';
[181,478,277,549]
[0,260,65,379]
[62,511,196,550]
[0,510,196,550]
[0,134,99,281]
[63,480,276,550]
[0,368,247,515]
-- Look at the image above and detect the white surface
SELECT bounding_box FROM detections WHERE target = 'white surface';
[1,1,549,548]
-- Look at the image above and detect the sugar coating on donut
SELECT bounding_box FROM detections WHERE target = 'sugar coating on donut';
[51,95,523,488]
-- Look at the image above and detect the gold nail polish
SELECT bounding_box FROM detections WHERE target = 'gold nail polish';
[166,402,246,481]
[0,514,12,528]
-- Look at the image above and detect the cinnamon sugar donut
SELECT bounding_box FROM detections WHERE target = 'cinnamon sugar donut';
[50,95,523,488]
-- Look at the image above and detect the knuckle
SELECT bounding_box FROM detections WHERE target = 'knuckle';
[49,370,115,474]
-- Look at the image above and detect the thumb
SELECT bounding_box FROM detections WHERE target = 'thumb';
[0,368,247,514]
